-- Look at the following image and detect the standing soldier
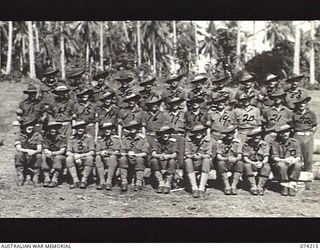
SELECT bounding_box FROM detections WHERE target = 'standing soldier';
[39,67,60,106]
[92,70,113,102]
[149,126,178,194]
[187,74,208,102]
[144,95,168,144]
[185,97,208,133]
[161,74,187,111]
[207,75,234,109]
[14,119,43,186]
[285,74,307,110]
[119,121,149,192]
[185,124,213,198]
[262,89,292,131]
[291,95,317,190]
[114,73,135,108]
[95,122,121,190]
[207,95,235,141]
[271,124,303,196]
[66,120,95,189]
[47,85,75,137]
[242,127,271,196]
[164,97,187,170]
[233,93,262,143]
[215,125,244,195]
[138,75,157,111]
[72,88,97,137]
[259,74,281,109]
[42,121,67,188]
[234,71,259,107]
[118,93,146,137]
[16,84,47,131]
[66,69,87,101]
[95,91,120,136]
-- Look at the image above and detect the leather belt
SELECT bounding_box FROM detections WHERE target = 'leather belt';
[147,132,156,136]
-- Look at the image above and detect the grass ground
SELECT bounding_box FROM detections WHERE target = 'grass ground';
[0,81,320,217]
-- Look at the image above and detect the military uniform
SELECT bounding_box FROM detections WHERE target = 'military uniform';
[66,129,95,188]
[14,129,43,186]
[185,125,213,198]
[149,129,178,193]
[72,100,97,137]
[262,105,292,129]
[118,106,146,129]
[185,107,208,132]
[243,137,271,195]
[18,98,45,124]
[119,131,149,190]
[292,98,317,173]
[42,129,66,187]
[95,132,121,190]
[39,82,57,105]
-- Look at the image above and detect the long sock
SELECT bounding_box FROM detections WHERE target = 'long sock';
[257,176,268,189]
[165,174,174,188]
[199,173,208,191]
[106,166,116,185]
[43,170,50,182]
[155,171,165,187]
[188,173,198,191]
[51,170,59,183]
[33,169,40,183]
[136,170,144,186]
[68,166,79,183]
[82,166,92,182]
[120,168,128,184]
[248,176,257,189]
[16,166,24,181]
[96,167,106,185]
[222,173,231,189]
[231,172,241,188]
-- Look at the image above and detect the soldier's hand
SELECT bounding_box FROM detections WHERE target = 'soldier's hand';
[28,150,36,156]
[44,150,52,158]
[228,156,236,163]
[194,153,202,160]
[256,162,263,169]
[128,151,136,157]
[102,151,110,157]
[74,153,81,160]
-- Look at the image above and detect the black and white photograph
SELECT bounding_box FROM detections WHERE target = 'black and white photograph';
[0,20,320,219]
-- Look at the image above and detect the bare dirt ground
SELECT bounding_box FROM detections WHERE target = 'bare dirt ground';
[0,81,320,218]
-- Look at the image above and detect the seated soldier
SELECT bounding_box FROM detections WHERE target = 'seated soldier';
[185,124,213,198]
[271,124,303,196]
[243,127,271,196]
[149,126,178,194]
[95,122,121,191]
[215,125,244,195]
[119,121,149,192]
[14,118,43,186]
[42,121,66,188]
[66,120,95,189]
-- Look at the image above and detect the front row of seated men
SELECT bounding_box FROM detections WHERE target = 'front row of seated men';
[14,117,303,198]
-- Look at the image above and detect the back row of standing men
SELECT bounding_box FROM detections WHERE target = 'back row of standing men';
[14,67,317,197]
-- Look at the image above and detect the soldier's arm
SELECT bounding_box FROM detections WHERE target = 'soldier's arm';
[15,144,31,154]
[243,155,258,165]
[79,150,95,158]
[216,153,228,161]
[51,147,66,156]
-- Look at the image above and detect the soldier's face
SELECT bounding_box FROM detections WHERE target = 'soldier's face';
[46,75,57,85]
[245,82,253,89]
[50,128,57,136]
[241,99,250,107]
[268,81,277,88]
[25,125,34,134]
[145,84,152,91]
[81,94,89,102]
[162,133,170,141]
[192,102,200,110]
[104,99,112,106]
[291,82,298,89]
[129,100,136,107]
[170,103,179,111]
[104,129,112,136]
[225,132,235,141]
[171,81,178,88]
[195,84,201,90]
[273,97,282,105]
[130,128,138,134]
[279,131,290,140]
[151,104,159,112]
[98,79,105,86]
[71,76,82,85]
[194,132,204,140]
[253,135,261,143]
[217,102,224,110]
[77,127,85,135]
[121,82,128,89]
[299,101,307,110]
[28,93,37,101]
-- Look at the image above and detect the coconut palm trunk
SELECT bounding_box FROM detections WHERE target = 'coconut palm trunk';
[293,23,300,75]
[137,21,141,66]
[172,20,177,73]
[99,22,104,70]
[34,23,40,52]
[310,21,315,85]
[27,21,36,79]
[236,21,241,70]
[86,43,90,67]
[252,21,256,56]
[5,21,13,75]
[60,22,66,79]
[194,21,199,71]
[152,33,156,74]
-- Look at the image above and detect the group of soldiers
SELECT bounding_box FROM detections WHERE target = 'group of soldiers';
[14,66,317,198]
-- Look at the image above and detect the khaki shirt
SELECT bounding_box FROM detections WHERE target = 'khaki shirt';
[121,134,149,154]
[185,136,212,156]
[67,134,95,153]
[96,135,121,152]
[43,134,67,151]
[150,137,178,154]
[243,140,270,161]
[15,132,43,150]
[271,138,302,159]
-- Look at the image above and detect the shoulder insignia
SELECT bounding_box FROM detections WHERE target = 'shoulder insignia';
[203,136,211,142]
[69,135,75,140]
[138,133,146,139]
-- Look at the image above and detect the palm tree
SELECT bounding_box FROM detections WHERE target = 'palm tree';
[137,21,141,65]
[236,21,241,70]
[293,21,301,75]
[264,21,294,48]
[5,21,13,75]
[99,21,104,70]
[60,21,66,79]
[310,20,315,85]
[27,21,36,78]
